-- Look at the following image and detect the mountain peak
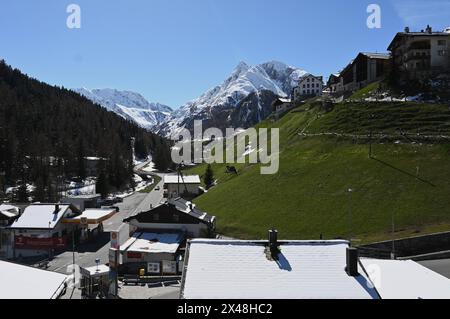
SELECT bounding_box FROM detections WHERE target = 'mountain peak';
[74,88,173,130]
[157,60,308,137]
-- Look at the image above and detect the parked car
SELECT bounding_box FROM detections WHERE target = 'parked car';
[114,197,123,203]
[154,186,160,191]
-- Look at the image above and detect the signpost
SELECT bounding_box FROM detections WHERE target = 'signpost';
[108,248,119,298]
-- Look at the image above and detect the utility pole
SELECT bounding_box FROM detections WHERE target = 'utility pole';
[72,225,76,285]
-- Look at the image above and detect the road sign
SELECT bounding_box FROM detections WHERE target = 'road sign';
[110,231,119,249]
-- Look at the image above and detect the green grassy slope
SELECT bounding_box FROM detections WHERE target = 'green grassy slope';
[186,100,450,243]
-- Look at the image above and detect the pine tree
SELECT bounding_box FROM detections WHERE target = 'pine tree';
[33,175,46,202]
[204,164,215,190]
[96,160,109,199]
[77,139,86,179]
[16,182,28,203]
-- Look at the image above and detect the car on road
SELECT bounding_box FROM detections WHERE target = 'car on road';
[154,186,160,191]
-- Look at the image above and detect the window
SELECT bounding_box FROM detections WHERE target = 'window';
[438,50,447,56]
[154,213,159,221]
[307,84,310,88]
[307,78,310,82]
[438,40,446,46]
[316,83,320,88]
[303,84,306,88]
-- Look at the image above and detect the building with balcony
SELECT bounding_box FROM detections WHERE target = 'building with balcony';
[388,25,450,82]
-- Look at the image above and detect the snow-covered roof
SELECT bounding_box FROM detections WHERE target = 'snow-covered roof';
[169,198,215,224]
[0,204,20,219]
[361,258,450,299]
[181,240,379,299]
[164,175,201,184]
[63,208,116,224]
[63,194,101,199]
[360,52,391,60]
[81,264,110,277]
[0,260,67,299]
[9,204,77,229]
[120,232,183,254]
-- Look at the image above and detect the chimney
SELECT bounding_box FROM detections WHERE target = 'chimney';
[426,25,432,34]
[189,203,193,211]
[54,204,60,214]
[346,247,359,276]
[268,229,279,259]
[404,26,410,33]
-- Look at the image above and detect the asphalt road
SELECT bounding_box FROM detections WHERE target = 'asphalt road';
[48,174,165,274]
[419,259,450,279]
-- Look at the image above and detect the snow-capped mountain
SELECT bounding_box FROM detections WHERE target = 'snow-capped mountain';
[74,88,173,130]
[157,61,307,138]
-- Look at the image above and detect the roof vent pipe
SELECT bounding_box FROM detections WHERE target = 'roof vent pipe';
[54,204,60,214]
[346,247,359,277]
[268,229,279,259]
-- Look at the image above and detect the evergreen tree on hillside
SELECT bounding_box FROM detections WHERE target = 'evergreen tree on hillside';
[96,167,109,199]
[153,140,172,172]
[0,60,168,193]
[204,164,215,189]
[16,182,28,203]
[76,139,86,179]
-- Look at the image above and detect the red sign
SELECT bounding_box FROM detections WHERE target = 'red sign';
[15,236,67,249]
[127,251,142,259]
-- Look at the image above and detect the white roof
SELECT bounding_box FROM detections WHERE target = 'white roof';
[0,260,67,299]
[9,204,72,229]
[0,204,19,211]
[82,264,110,277]
[120,232,183,254]
[0,204,20,218]
[164,175,201,184]
[68,208,115,223]
[181,240,379,299]
[361,258,450,299]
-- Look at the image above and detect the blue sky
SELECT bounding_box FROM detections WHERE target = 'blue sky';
[0,0,448,108]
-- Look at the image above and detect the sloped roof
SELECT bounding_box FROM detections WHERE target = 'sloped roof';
[123,197,215,225]
[164,175,201,184]
[181,240,379,299]
[360,52,391,60]
[361,258,450,299]
[9,204,80,229]
[120,231,183,254]
[0,260,67,299]
[388,31,450,50]
[0,204,20,219]
[169,197,215,224]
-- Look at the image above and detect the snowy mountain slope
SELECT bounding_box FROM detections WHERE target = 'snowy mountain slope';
[157,61,307,137]
[74,88,172,130]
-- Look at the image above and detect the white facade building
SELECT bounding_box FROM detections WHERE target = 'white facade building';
[163,175,201,199]
[293,74,323,101]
